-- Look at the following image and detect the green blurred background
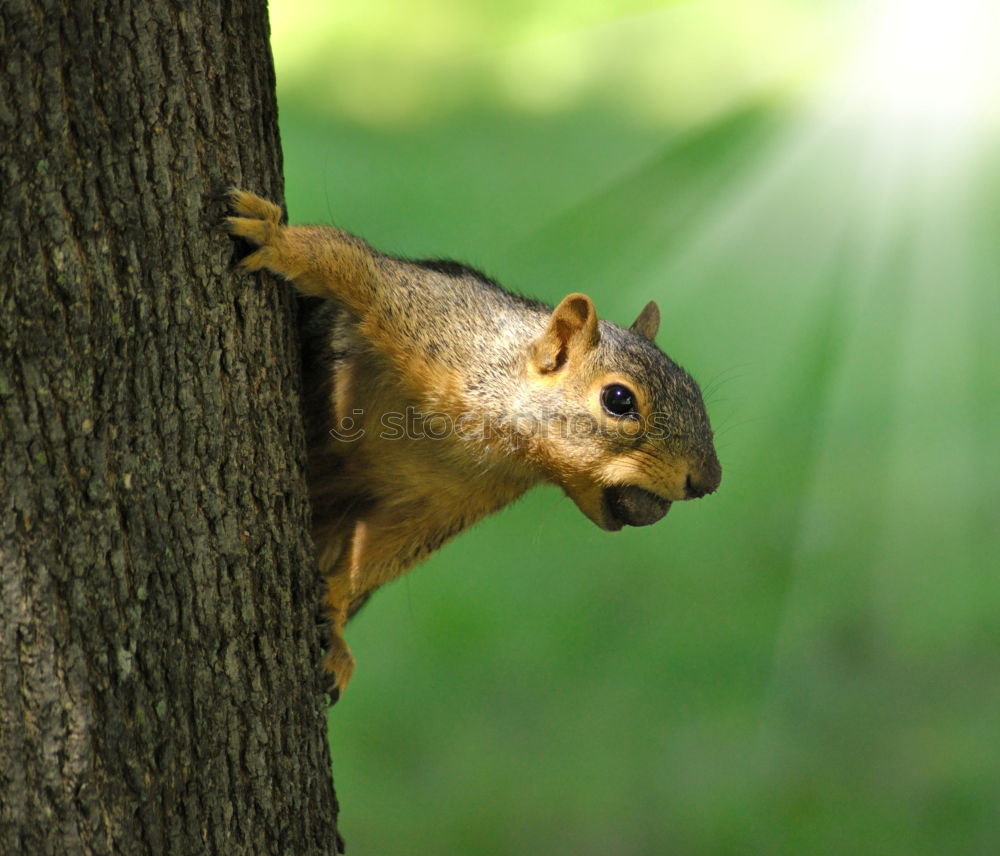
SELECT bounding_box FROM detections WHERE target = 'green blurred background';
[269,1,1000,853]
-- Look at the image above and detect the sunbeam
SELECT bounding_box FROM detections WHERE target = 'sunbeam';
[721,1,1000,819]
[833,0,999,135]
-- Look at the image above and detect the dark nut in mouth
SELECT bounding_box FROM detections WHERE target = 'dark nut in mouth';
[603,485,672,528]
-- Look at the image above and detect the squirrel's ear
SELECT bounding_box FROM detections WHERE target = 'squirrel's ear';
[630,300,660,340]
[531,292,600,373]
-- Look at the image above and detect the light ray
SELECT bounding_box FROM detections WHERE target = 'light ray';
[833,0,1000,135]
[741,0,998,764]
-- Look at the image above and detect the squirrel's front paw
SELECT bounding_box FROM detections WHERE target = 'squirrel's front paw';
[222,188,285,275]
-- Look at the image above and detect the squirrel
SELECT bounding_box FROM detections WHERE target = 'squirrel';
[224,189,721,701]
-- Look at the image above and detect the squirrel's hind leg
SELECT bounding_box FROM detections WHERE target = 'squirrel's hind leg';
[322,571,356,703]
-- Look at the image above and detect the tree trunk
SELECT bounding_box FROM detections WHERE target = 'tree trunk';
[0,2,340,854]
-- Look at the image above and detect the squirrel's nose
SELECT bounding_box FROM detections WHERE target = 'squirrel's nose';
[683,457,722,499]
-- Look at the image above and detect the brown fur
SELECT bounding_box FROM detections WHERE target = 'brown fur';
[225,189,722,699]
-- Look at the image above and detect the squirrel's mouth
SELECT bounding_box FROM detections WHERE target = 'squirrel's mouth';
[602,485,672,530]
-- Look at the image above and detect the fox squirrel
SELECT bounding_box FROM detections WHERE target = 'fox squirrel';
[224,189,721,701]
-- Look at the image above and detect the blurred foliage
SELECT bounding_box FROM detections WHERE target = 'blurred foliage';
[270,1,1000,853]
[271,0,836,126]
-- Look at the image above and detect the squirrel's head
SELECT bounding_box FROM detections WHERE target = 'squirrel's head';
[524,292,721,532]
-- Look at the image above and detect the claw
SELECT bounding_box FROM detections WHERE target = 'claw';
[204,185,237,204]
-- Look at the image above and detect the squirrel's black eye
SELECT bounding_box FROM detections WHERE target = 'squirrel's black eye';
[601,383,639,418]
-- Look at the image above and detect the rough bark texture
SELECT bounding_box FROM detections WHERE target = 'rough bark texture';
[0,2,339,854]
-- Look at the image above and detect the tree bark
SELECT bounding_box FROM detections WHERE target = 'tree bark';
[0,2,339,854]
